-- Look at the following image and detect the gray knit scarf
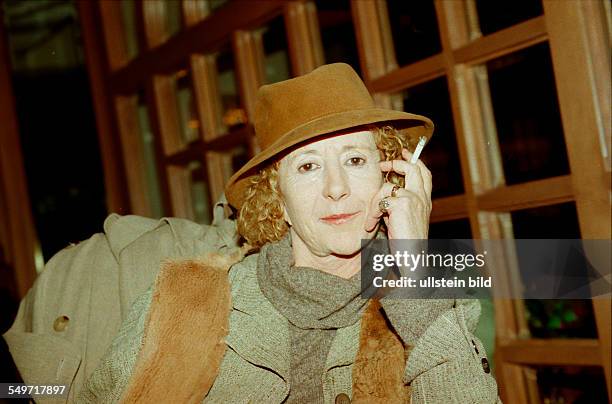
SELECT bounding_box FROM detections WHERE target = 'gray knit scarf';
[256,233,369,330]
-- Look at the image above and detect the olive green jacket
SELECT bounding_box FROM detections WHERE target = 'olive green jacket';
[77,252,366,403]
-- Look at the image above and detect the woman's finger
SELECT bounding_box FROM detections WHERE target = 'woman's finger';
[364,182,398,232]
[380,189,431,239]
[417,163,432,200]
[402,148,432,200]
[384,188,431,217]
[379,159,426,202]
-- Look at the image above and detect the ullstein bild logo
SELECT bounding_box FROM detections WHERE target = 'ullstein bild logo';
[371,275,492,289]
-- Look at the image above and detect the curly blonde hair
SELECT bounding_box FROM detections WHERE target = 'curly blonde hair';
[238,125,412,248]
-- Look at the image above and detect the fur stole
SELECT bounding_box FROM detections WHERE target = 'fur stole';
[120,251,410,403]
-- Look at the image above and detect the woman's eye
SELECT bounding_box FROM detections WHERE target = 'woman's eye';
[298,163,318,173]
[347,157,366,166]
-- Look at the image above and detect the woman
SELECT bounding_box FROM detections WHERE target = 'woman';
[6,63,500,403]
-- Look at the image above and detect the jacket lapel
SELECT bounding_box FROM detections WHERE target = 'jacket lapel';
[225,310,290,381]
[325,317,362,372]
[226,259,290,382]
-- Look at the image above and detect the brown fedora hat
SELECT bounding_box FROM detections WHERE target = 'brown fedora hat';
[225,63,434,209]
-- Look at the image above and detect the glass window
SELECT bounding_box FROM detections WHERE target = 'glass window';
[510,202,580,239]
[2,0,106,260]
[164,0,182,39]
[137,91,165,219]
[385,0,442,66]
[315,0,361,76]
[221,145,249,183]
[120,0,140,60]
[486,43,569,185]
[396,77,464,199]
[188,161,211,224]
[523,299,597,339]
[261,16,291,84]
[511,203,597,339]
[173,68,200,144]
[179,0,228,25]
[475,0,543,36]
[209,0,228,12]
[428,218,472,239]
[526,365,608,403]
[214,44,245,132]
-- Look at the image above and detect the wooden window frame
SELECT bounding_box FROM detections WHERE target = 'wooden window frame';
[96,0,286,219]
[350,0,610,401]
[89,0,611,401]
[0,6,39,297]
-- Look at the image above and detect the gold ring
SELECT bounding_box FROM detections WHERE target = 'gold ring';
[379,197,391,213]
[391,185,400,198]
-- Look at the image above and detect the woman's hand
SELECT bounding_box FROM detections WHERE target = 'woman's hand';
[364,148,432,240]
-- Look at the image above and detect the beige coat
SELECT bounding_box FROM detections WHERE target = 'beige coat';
[4,203,240,403]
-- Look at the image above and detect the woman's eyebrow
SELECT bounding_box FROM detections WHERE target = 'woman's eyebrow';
[341,144,376,152]
[289,149,318,160]
[289,144,375,161]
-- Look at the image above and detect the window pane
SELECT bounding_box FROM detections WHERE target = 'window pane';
[510,203,597,339]
[2,0,106,260]
[475,0,543,36]
[214,45,245,132]
[487,43,569,185]
[178,0,228,24]
[524,299,597,339]
[510,202,580,239]
[164,0,182,38]
[428,218,472,239]
[221,145,250,183]
[231,145,250,175]
[526,366,608,403]
[188,161,211,224]
[315,0,361,76]
[386,0,442,66]
[396,77,464,198]
[208,0,228,12]
[261,16,291,84]
[174,68,200,144]
[121,0,140,60]
[137,91,165,218]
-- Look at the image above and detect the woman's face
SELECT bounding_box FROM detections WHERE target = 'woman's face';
[278,130,383,257]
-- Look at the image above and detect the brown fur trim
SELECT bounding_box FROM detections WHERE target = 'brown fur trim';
[352,299,411,403]
[120,251,243,404]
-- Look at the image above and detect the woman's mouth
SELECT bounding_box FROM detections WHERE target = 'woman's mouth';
[320,212,359,225]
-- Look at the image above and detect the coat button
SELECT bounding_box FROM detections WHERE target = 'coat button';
[481,358,491,374]
[335,393,351,404]
[53,315,70,332]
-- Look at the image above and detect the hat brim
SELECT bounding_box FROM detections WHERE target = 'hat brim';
[225,108,434,209]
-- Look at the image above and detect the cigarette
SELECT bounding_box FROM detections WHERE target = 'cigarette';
[410,136,427,164]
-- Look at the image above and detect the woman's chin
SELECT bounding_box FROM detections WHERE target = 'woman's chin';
[323,239,363,257]
[321,228,377,256]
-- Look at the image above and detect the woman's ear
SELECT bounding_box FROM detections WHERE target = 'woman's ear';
[277,168,292,226]
[283,205,293,226]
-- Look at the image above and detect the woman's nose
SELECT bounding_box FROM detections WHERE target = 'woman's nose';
[323,166,350,201]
